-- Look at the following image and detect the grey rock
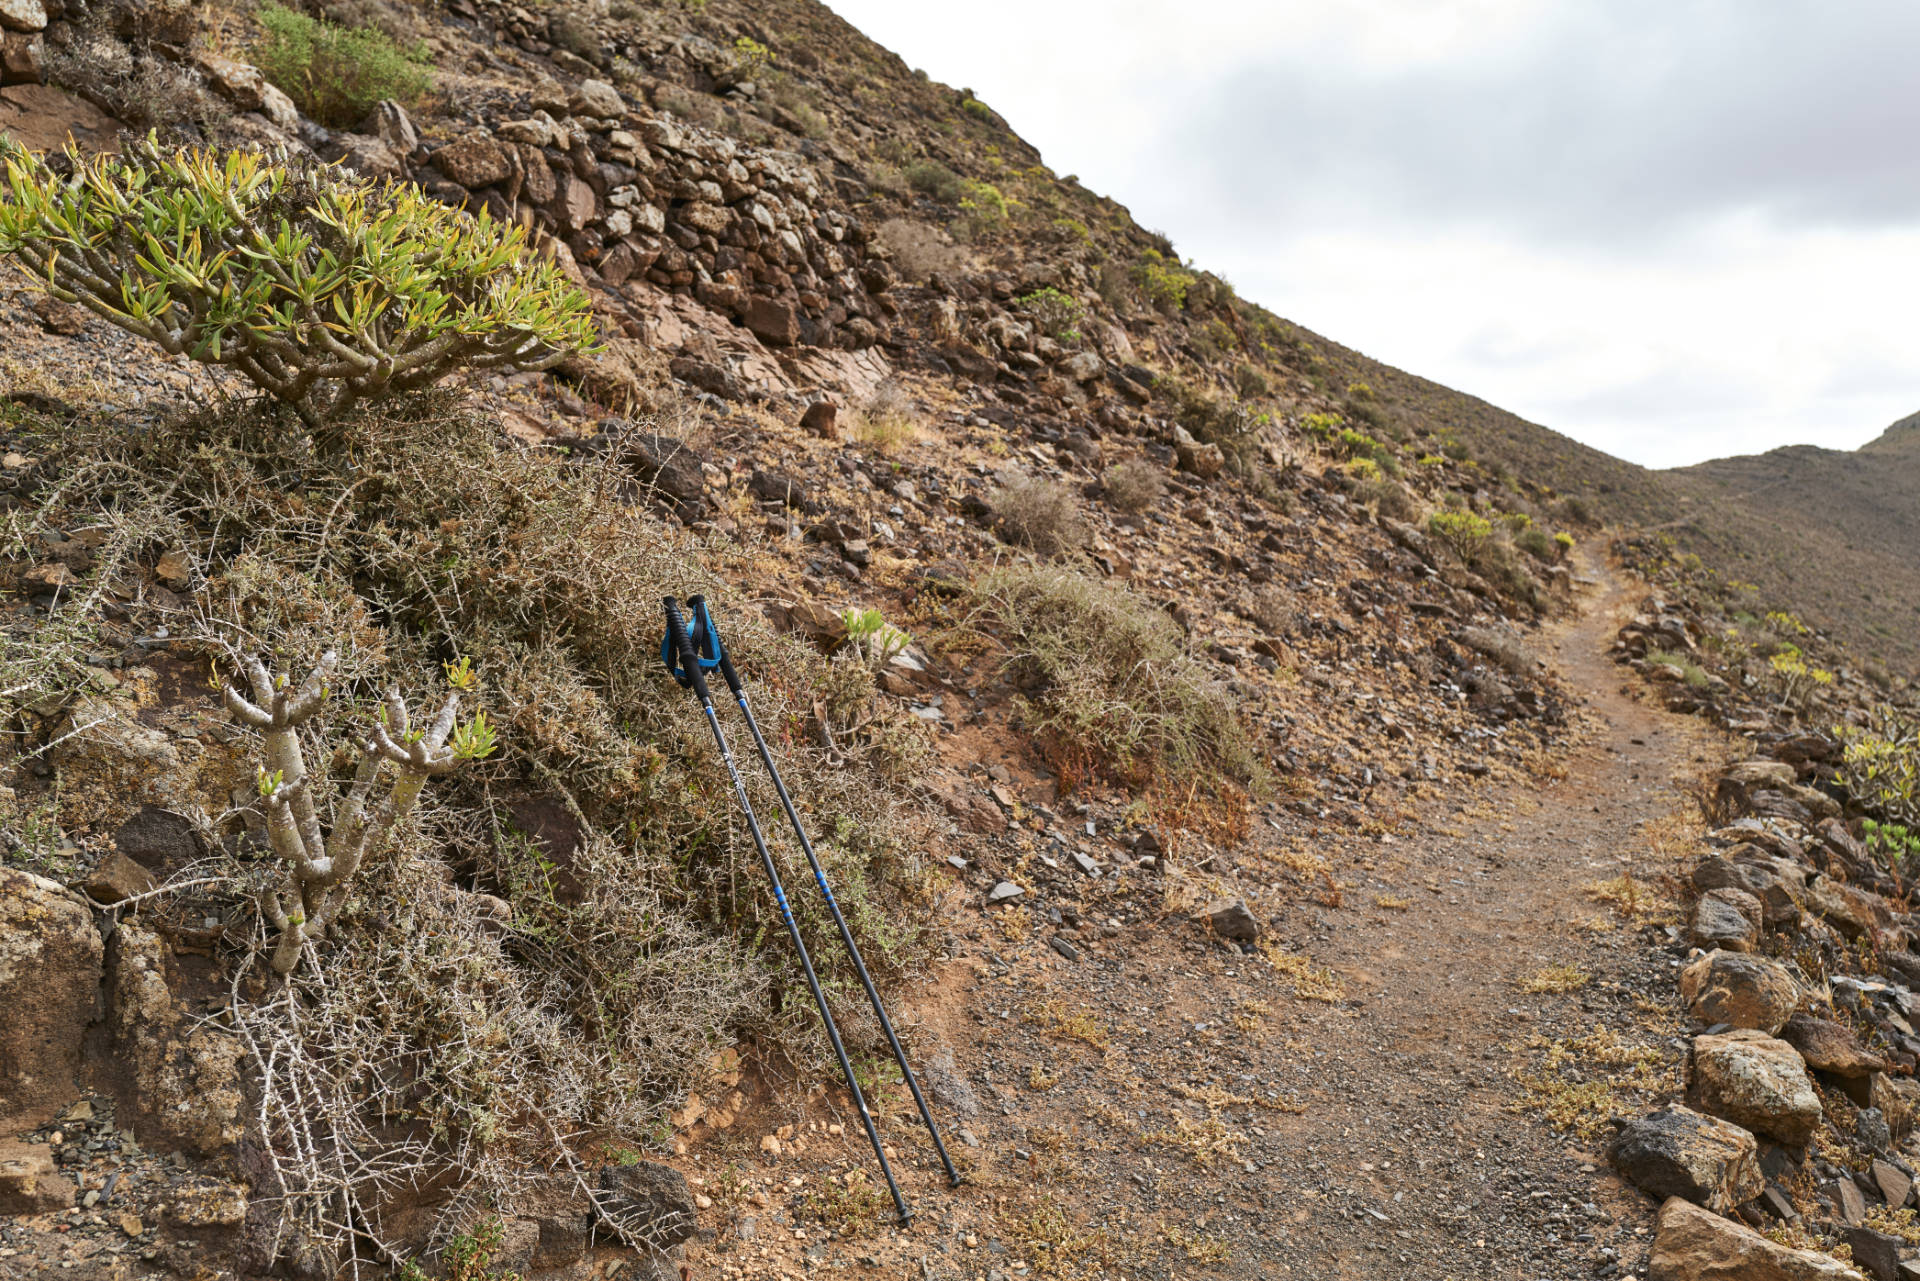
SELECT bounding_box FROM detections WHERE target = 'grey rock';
[572,78,624,118]
[1688,1029,1822,1146]
[987,881,1024,903]
[596,1161,698,1248]
[1873,1158,1913,1210]
[1048,936,1079,962]
[1691,886,1763,952]
[1845,1226,1902,1281]
[1203,897,1260,942]
[1608,1105,1764,1213]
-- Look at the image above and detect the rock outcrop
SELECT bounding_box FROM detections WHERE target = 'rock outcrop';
[0,867,100,1129]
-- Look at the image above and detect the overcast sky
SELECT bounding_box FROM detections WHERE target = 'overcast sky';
[823,0,1920,469]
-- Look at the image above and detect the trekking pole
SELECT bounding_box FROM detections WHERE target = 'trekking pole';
[684,595,963,1189]
[660,597,913,1224]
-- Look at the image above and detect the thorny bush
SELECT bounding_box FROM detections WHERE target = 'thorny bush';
[1,390,933,1273]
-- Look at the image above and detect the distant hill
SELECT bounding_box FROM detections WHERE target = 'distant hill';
[1296,326,1920,670]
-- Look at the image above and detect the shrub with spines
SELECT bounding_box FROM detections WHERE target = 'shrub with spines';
[0,138,598,428]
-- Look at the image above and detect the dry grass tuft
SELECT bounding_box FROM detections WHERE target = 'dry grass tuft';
[1100,458,1164,514]
[989,473,1087,556]
[1517,964,1590,994]
[964,564,1261,799]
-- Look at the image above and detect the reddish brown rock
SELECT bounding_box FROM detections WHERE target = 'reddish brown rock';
[1648,1196,1863,1280]
[1778,1013,1888,1079]
[1679,950,1800,1034]
[0,1140,73,1214]
[800,398,839,439]
[744,296,800,346]
[433,132,512,189]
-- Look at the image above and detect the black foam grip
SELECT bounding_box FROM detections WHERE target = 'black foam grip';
[662,597,711,702]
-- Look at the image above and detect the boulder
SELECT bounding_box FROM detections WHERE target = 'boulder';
[1609,1106,1764,1213]
[596,1161,699,1247]
[1203,897,1260,942]
[82,849,156,904]
[1688,1029,1823,1146]
[1176,437,1225,480]
[552,171,597,232]
[744,296,800,347]
[1778,1013,1888,1080]
[1,29,41,85]
[432,132,513,189]
[1691,886,1763,952]
[330,133,405,179]
[1679,950,1800,1034]
[0,1139,72,1213]
[571,78,624,118]
[362,98,419,153]
[1648,1196,1864,1280]
[0,0,46,33]
[1845,1226,1902,1281]
[1872,1073,1920,1139]
[0,868,101,1129]
[107,925,244,1156]
[799,399,839,439]
[622,433,706,506]
[1692,853,1805,927]
[1805,877,1896,943]
[1725,760,1798,790]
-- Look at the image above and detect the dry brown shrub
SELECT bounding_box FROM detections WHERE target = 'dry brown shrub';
[989,473,1086,557]
[1101,458,1164,514]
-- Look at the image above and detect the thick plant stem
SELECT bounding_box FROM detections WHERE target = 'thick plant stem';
[223,651,473,976]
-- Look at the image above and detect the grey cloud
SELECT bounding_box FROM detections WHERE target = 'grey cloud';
[1167,1,1920,245]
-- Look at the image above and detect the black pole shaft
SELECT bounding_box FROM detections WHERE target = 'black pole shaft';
[730,689,964,1188]
[662,601,911,1223]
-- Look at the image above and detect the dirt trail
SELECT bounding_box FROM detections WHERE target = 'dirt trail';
[1216,549,1727,1278]
[880,552,1730,1281]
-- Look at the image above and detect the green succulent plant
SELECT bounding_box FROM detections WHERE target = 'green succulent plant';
[0,136,598,428]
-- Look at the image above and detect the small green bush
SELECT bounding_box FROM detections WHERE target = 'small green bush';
[1132,248,1196,309]
[1863,818,1920,870]
[1301,412,1343,440]
[1427,510,1493,562]
[0,139,597,428]
[956,180,1010,237]
[253,3,431,128]
[1017,286,1082,343]
[1647,648,1712,690]
[961,96,994,121]
[904,159,965,203]
[1841,713,1920,827]
[1514,526,1559,563]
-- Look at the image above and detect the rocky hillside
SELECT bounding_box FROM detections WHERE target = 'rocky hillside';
[1,1,1920,1280]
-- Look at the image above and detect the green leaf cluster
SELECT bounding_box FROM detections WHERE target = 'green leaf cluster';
[1132,248,1196,309]
[0,137,599,427]
[1427,509,1494,562]
[1016,285,1082,343]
